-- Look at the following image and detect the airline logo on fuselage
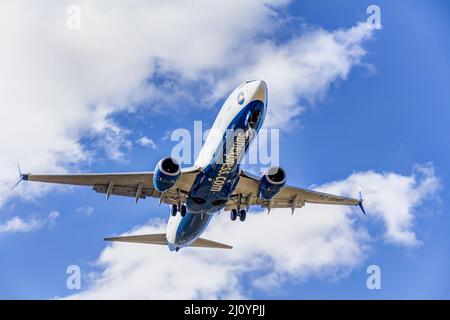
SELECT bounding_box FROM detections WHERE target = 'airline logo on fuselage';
[210,131,247,193]
[237,91,245,105]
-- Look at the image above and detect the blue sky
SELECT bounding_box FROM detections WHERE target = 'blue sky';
[0,0,449,299]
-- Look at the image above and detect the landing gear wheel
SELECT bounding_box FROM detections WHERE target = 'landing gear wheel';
[171,204,177,217]
[239,209,247,222]
[230,209,238,221]
[180,204,187,217]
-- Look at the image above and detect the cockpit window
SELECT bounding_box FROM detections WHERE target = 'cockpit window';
[247,109,262,129]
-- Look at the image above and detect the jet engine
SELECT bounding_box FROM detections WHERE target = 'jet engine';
[259,167,286,200]
[153,157,181,192]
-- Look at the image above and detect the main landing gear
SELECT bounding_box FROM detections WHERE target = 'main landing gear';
[171,204,187,217]
[230,208,246,222]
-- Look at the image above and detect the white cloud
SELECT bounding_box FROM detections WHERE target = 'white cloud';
[0,211,59,234]
[0,1,373,208]
[137,136,157,150]
[320,163,440,246]
[0,217,41,234]
[66,164,439,299]
[210,23,373,128]
[76,206,94,216]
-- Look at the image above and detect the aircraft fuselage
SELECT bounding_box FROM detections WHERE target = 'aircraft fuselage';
[166,80,267,251]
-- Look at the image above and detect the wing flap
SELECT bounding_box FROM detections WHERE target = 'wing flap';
[277,186,359,206]
[93,185,161,199]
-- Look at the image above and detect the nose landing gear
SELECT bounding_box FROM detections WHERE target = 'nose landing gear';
[230,209,238,221]
[239,209,246,222]
[230,208,246,222]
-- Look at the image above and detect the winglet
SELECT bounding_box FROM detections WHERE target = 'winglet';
[358,188,366,215]
[11,163,29,190]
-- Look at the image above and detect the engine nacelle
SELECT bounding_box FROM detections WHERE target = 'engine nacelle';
[153,157,181,192]
[259,167,286,200]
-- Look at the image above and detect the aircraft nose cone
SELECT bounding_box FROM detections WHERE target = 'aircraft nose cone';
[252,80,267,103]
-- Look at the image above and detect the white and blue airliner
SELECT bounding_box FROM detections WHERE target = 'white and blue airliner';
[18,80,365,251]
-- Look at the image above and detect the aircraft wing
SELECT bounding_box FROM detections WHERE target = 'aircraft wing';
[22,167,200,204]
[228,170,365,213]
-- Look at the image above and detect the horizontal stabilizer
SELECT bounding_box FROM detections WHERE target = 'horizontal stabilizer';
[104,233,167,245]
[190,238,232,249]
[104,233,232,249]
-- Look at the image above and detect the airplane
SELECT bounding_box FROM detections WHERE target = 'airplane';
[16,80,365,251]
